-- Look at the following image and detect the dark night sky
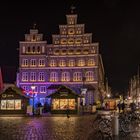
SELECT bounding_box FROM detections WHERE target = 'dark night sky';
[0,0,139,93]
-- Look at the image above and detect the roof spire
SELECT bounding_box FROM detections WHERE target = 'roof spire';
[70,5,76,14]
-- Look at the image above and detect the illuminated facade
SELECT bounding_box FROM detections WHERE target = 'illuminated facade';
[16,14,105,106]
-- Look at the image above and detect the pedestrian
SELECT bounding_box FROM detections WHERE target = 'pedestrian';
[121,102,125,113]
[66,106,70,118]
[105,102,109,110]
[117,102,121,113]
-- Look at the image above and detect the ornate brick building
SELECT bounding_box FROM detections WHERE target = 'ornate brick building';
[16,13,105,107]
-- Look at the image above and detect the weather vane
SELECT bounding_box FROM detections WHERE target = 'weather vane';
[70,5,76,14]
[33,23,37,29]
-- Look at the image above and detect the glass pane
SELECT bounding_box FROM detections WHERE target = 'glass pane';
[60,99,68,110]
[69,99,75,110]
[15,100,21,110]
[7,100,14,110]
[1,100,6,110]
[52,99,59,110]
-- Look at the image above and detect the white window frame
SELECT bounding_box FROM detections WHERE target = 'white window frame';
[22,59,28,66]
[73,72,82,81]
[78,59,85,66]
[50,72,58,82]
[39,59,45,66]
[50,59,56,67]
[39,72,45,81]
[30,59,36,67]
[30,72,36,81]
[61,72,70,81]
[22,72,28,81]
[85,71,94,81]
[59,59,66,67]
[40,86,46,93]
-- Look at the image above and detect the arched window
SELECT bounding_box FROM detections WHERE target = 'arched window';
[85,71,94,81]
[88,59,95,66]
[73,72,82,81]
[61,72,70,81]
[50,59,57,67]
[32,46,35,53]
[50,72,58,82]
[78,59,85,66]
[37,46,40,53]
[28,47,30,52]
[59,59,66,67]
[68,59,75,66]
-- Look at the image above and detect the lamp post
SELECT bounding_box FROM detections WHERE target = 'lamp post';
[31,84,36,116]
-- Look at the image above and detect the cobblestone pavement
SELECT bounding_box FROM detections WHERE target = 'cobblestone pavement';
[0,115,140,140]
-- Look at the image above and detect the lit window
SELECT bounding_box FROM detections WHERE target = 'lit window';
[88,59,95,66]
[37,46,40,53]
[32,46,35,53]
[22,59,28,67]
[59,60,66,67]
[39,59,45,67]
[85,71,94,81]
[73,72,82,81]
[50,59,57,67]
[61,72,70,81]
[83,49,89,54]
[22,72,28,81]
[68,50,74,54]
[30,59,36,67]
[61,50,67,55]
[30,72,36,81]
[78,59,85,66]
[68,60,75,66]
[50,72,58,82]
[40,86,46,93]
[39,72,45,81]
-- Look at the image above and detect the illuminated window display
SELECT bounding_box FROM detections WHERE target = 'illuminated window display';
[52,99,75,110]
[0,100,21,110]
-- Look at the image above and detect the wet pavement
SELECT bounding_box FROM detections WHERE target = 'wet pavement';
[0,115,139,140]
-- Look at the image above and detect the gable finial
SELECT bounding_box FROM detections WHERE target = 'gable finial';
[70,5,76,14]
[33,23,37,29]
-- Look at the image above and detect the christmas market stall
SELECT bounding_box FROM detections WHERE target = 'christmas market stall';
[0,86,30,114]
[46,85,80,114]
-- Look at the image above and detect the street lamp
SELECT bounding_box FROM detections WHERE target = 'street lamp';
[31,84,36,116]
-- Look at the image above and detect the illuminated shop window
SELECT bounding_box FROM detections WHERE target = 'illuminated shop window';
[39,59,45,67]
[61,72,70,81]
[30,59,36,67]
[68,60,75,66]
[39,72,45,81]
[73,72,82,81]
[22,59,28,67]
[50,72,58,82]
[59,60,66,67]
[50,59,57,67]
[85,71,94,81]
[52,99,75,110]
[22,72,28,81]
[1,100,21,110]
[88,59,95,66]
[40,86,46,93]
[30,72,36,81]
[78,59,85,66]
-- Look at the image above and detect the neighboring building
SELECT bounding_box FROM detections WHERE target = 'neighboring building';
[0,67,4,92]
[16,13,105,107]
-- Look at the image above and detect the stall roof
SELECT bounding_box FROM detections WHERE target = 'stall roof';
[0,86,30,98]
[46,85,80,98]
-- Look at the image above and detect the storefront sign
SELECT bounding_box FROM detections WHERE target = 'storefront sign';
[2,94,14,98]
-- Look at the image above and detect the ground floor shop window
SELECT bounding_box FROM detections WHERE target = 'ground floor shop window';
[0,100,21,110]
[52,99,75,110]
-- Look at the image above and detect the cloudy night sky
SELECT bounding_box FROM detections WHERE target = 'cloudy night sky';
[0,0,139,93]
